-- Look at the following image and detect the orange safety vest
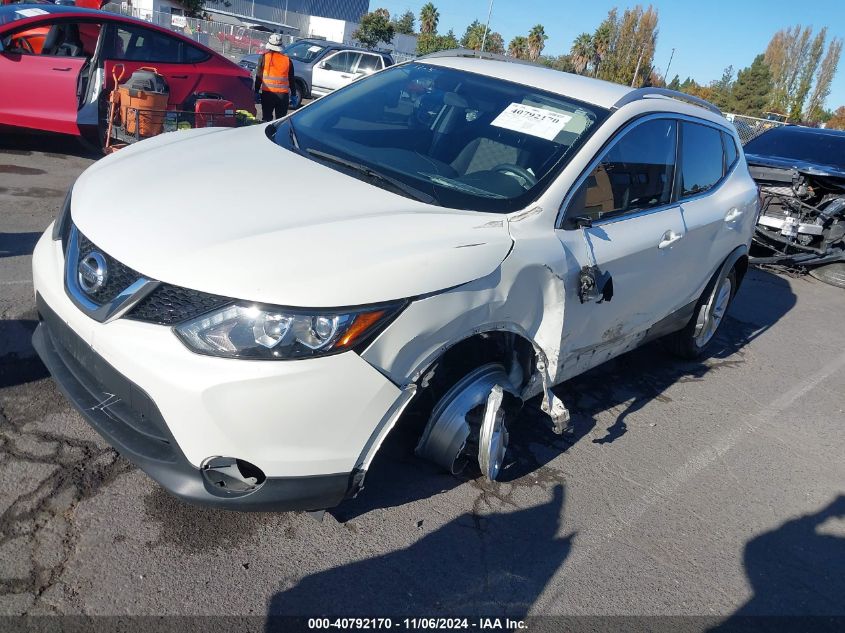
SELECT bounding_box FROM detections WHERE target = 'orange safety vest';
[261,52,291,94]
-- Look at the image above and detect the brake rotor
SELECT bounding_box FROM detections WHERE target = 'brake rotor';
[415,363,516,480]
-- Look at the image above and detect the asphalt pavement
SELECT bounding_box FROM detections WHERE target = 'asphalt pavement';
[1,131,844,626]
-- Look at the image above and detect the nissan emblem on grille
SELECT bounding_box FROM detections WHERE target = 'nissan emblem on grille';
[78,251,108,295]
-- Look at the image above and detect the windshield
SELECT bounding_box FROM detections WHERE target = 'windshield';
[285,40,327,62]
[274,62,606,212]
[744,127,845,171]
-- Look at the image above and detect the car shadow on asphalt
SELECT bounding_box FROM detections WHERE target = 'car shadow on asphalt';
[0,131,101,160]
[710,494,845,629]
[267,484,572,622]
[0,317,48,389]
[336,267,797,520]
[0,232,42,258]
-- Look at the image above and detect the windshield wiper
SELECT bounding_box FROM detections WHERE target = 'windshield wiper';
[423,174,507,199]
[306,148,437,205]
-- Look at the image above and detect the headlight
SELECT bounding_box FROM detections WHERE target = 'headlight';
[174,302,403,360]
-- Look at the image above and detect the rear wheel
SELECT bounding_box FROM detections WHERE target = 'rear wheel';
[290,81,305,109]
[667,268,736,359]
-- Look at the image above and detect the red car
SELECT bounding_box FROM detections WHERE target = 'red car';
[0,4,255,144]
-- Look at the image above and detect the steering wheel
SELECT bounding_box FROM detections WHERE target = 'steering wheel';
[10,36,35,54]
[494,164,537,189]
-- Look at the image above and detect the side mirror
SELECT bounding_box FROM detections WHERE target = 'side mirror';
[562,214,594,230]
[320,62,332,71]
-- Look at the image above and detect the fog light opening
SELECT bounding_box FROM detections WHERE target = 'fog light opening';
[201,456,266,497]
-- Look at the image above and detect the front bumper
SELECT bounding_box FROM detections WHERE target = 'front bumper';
[31,231,405,510]
[33,298,351,511]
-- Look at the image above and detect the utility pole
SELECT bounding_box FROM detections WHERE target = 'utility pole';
[631,47,644,87]
[480,0,494,53]
[664,47,676,84]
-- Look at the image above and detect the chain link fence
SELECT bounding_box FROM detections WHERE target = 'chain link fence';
[724,113,788,145]
[102,3,294,61]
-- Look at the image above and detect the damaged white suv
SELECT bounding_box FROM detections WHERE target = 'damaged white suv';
[32,53,758,511]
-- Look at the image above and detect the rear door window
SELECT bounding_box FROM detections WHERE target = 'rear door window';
[566,118,677,223]
[722,131,738,171]
[356,53,382,74]
[680,121,725,197]
[324,51,358,73]
[108,24,184,63]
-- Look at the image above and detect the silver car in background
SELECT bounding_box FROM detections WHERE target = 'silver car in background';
[239,39,394,108]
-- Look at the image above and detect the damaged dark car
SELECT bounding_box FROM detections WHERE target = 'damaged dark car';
[745,125,845,288]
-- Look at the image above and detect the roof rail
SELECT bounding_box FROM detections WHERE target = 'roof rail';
[417,48,542,68]
[612,87,722,116]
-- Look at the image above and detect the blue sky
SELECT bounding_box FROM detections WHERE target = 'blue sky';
[372,0,845,111]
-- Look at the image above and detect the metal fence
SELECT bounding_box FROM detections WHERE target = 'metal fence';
[102,3,295,61]
[724,113,787,145]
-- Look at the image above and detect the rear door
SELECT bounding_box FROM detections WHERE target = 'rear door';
[0,18,97,135]
[101,22,197,107]
[554,116,690,378]
[353,52,383,80]
[674,120,735,302]
[312,50,360,93]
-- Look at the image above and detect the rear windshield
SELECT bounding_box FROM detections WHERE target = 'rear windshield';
[284,40,327,62]
[274,62,607,213]
[744,127,845,171]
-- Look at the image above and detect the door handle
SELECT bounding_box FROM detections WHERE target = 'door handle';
[724,208,743,222]
[171,75,188,79]
[52,67,72,71]
[657,230,683,249]
[340,73,352,78]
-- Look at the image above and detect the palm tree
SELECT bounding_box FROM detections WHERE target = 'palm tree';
[570,32,594,75]
[508,35,528,59]
[527,24,548,61]
[419,3,439,35]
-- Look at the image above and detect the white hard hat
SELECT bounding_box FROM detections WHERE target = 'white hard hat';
[266,33,284,52]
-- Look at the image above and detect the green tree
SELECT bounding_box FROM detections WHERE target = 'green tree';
[508,35,528,59]
[570,32,594,75]
[527,24,548,61]
[730,54,773,116]
[789,27,827,120]
[808,38,843,122]
[460,20,485,49]
[416,29,458,55]
[392,9,415,35]
[540,54,575,73]
[667,74,681,90]
[588,5,659,86]
[711,65,734,109]
[353,9,395,48]
[459,20,503,53]
[419,2,439,35]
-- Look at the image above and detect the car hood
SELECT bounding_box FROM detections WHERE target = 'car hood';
[745,153,845,181]
[71,125,513,307]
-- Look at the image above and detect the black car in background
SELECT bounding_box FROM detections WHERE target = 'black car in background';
[745,125,845,288]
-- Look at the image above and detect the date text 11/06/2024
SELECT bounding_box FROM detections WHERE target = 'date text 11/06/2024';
[307,618,528,630]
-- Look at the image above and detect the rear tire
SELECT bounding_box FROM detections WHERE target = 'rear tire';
[666,268,736,359]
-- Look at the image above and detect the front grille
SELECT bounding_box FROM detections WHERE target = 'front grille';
[127,284,232,325]
[77,232,142,305]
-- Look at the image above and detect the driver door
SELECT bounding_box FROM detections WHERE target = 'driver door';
[312,51,360,94]
[554,116,692,380]
[0,19,90,135]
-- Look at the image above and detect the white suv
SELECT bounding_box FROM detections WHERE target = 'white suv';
[32,53,758,511]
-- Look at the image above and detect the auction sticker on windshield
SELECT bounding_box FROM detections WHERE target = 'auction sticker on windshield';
[491,103,573,141]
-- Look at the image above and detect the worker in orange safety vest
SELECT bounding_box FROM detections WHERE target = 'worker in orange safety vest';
[254,33,296,122]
